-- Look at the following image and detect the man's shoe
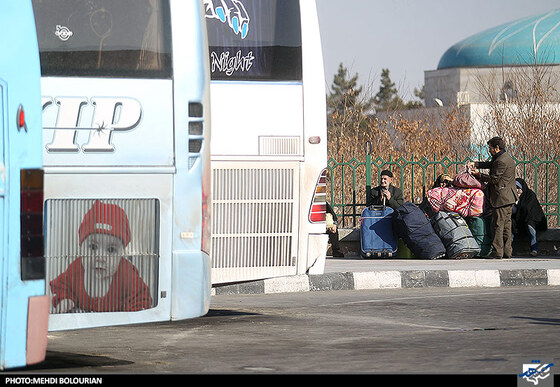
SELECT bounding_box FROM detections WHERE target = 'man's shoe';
[530,250,538,257]
[489,253,503,259]
[332,251,345,258]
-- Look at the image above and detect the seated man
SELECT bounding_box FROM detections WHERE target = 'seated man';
[326,202,344,257]
[367,169,404,210]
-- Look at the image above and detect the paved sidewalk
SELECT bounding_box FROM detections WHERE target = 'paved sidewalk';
[212,253,560,295]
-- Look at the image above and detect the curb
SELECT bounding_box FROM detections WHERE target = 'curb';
[212,268,560,295]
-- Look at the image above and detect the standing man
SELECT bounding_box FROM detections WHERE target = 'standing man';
[367,169,404,210]
[469,137,518,258]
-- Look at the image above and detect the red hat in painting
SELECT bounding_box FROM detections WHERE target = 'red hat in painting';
[78,200,131,246]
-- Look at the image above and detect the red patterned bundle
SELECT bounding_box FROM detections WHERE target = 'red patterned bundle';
[427,187,484,217]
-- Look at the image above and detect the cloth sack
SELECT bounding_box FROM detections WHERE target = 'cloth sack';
[427,187,484,217]
[453,165,486,190]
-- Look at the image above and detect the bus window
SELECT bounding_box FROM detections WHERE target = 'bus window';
[205,0,302,81]
[32,0,172,78]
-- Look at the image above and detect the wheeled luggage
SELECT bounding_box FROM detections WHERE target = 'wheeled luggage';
[466,215,492,257]
[431,211,480,259]
[360,205,397,258]
[392,202,446,259]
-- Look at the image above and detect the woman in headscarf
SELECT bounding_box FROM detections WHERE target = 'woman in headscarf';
[512,178,547,256]
[432,173,453,188]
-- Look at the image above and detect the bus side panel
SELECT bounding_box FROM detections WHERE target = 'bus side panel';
[209,83,304,157]
[26,295,49,365]
[0,0,45,370]
[0,80,6,367]
[169,0,211,319]
[298,0,328,274]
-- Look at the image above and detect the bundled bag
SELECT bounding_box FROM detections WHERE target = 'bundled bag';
[427,187,456,213]
[443,188,484,217]
[466,215,492,257]
[392,202,446,259]
[453,165,486,190]
[427,187,484,217]
[431,212,480,259]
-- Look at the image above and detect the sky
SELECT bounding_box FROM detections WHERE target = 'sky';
[316,0,560,102]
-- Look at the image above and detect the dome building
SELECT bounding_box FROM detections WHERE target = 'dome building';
[423,8,560,143]
[425,8,560,106]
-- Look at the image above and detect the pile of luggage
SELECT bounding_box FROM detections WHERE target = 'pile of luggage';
[360,167,492,259]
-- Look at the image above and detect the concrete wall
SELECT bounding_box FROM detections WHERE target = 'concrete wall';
[424,65,560,107]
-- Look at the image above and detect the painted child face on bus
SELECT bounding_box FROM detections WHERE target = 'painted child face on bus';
[82,234,124,280]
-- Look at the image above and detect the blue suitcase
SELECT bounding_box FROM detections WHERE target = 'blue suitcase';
[360,205,397,258]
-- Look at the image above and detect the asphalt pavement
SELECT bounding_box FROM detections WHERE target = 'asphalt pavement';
[213,252,560,295]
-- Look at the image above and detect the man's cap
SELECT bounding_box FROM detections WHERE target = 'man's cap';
[78,200,131,246]
[380,169,393,178]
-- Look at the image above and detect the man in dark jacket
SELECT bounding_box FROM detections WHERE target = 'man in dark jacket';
[367,170,404,210]
[470,137,518,258]
[512,178,547,256]
[326,203,344,257]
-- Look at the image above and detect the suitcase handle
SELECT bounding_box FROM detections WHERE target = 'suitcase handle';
[368,196,386,211]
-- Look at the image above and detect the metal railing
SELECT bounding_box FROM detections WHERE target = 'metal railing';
[327,142,560,228]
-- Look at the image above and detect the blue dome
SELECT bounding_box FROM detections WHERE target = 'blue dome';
[438,9,560,69]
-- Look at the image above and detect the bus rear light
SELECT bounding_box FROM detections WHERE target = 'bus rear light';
[309,204,326,222]
[309,169,327,223]
[17,104,27,132]
[21,190,44,212]
[21,213,43,236]
[20,169,45,280]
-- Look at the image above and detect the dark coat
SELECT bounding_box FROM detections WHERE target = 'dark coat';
[475,150,518,208]
[512,178,547,234]
[367,185,404,210]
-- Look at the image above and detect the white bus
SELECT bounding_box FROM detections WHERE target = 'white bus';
[205,0,329,284]
[32,0,212,331]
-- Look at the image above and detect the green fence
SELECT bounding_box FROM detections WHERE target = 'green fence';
[327,144,560,228]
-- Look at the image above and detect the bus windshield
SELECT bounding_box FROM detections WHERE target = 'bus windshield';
[33,0,172,78]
